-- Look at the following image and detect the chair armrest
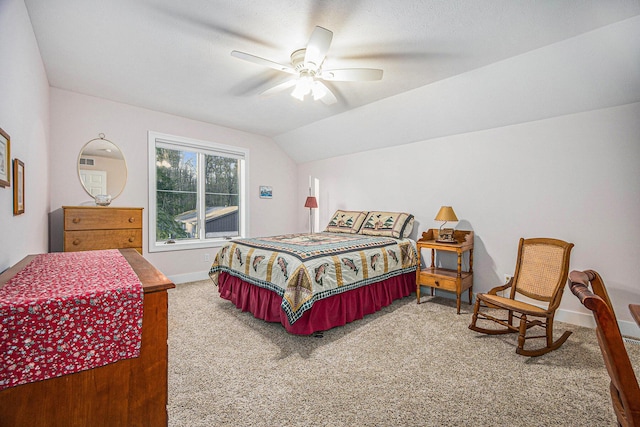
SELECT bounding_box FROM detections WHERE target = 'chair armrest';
[488,280,513,296]
[480,281,513,308]
[568,270,595,288]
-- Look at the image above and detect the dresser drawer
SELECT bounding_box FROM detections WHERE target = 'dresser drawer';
[64,208,142,231]
[64,229,142,252]
[417,272,458,292]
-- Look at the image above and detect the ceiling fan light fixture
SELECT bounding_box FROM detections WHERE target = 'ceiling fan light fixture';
[291,85,306,101]
[291,75,313,101]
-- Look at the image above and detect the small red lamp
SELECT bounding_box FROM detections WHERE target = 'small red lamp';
[304,196,318,233]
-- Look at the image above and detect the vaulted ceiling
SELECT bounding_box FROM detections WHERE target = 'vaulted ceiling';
[25,0,640,160]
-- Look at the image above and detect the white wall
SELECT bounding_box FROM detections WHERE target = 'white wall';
[291,15,640,336]
[0,0,50,273]
[48,89,298,283]
[299,102,640,334]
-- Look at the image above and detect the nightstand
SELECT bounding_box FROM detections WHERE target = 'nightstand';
[416,229,474,314]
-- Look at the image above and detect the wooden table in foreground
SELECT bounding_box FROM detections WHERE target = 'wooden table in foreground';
[0,249,175,427]
[630,304,640,327]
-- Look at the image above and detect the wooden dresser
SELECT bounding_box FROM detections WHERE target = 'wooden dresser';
[63,206,143,253]
[0,249,175,427]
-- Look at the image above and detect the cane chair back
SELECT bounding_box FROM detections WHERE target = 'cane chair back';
[515,242,567,302]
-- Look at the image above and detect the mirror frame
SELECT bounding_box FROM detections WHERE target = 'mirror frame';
[77,133,128,201]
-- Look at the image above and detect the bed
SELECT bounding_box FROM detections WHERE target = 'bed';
[209,210,418,335]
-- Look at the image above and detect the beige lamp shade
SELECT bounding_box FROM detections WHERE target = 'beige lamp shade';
[434,206,458,222]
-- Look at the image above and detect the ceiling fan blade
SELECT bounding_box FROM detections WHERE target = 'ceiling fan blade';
[304,26,333,71]
[231,51,295,74]
[146,4,278,49]
[320,68,383,81]
[260,79,297,96]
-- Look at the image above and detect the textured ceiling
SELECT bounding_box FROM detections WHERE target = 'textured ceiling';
[25,0,640,140]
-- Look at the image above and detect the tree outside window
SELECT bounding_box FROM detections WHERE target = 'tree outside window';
[148,132,247,252]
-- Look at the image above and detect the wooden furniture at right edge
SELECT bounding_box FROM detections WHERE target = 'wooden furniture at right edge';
[630,304,640,326]
[0,249,175,427]
[416,229,474,314]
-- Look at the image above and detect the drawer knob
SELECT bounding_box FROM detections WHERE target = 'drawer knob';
[73,239,81,246]
[72,217,81,224]
[128,217,135,223]
[128,237,135,242]
[435,281,440,287]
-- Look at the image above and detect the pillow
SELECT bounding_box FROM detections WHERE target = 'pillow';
[325,210,368,234]
[403,216,415,238]
[359,211,414,239]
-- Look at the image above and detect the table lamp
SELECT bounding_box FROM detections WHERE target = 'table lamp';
[304,196,318,233]
[434,206,458,243]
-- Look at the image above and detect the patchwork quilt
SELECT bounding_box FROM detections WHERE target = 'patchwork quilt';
[209,232,418,325]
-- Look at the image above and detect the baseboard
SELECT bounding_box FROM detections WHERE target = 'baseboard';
[168,270,211,285]
[557,308,640,339]
[555,308,596,329]
[426,288,640,339]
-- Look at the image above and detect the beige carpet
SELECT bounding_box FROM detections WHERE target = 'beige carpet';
[167,280,639,427]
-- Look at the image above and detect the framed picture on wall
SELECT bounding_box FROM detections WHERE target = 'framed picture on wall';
[259,185,273,199]
[13,159,24,215]
[0,127,10,188]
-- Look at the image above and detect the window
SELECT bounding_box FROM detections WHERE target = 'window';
[148,131,248,252]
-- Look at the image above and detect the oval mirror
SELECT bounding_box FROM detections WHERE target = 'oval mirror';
[77,134,127,202]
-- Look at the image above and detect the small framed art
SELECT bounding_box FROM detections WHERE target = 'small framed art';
[13,159,24,215]
[0,127,10,188]
[259,185,272,199]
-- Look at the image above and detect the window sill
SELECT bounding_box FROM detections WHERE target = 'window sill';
[148,238,241,253]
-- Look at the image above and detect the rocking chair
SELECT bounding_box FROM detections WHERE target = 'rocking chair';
[469,237,574,356]
[569,270,640,427]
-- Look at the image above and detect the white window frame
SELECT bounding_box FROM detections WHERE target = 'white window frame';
[148,131,249,253]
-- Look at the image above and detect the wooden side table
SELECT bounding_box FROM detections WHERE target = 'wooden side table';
[416,229,474,314]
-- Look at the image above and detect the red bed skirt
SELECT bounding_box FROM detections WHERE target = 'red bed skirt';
[216,271,416,335]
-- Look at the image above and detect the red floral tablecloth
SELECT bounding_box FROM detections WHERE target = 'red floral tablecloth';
[0,250,144,390]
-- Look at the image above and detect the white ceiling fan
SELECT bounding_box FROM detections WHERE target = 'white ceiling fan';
[231,26,383,105]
